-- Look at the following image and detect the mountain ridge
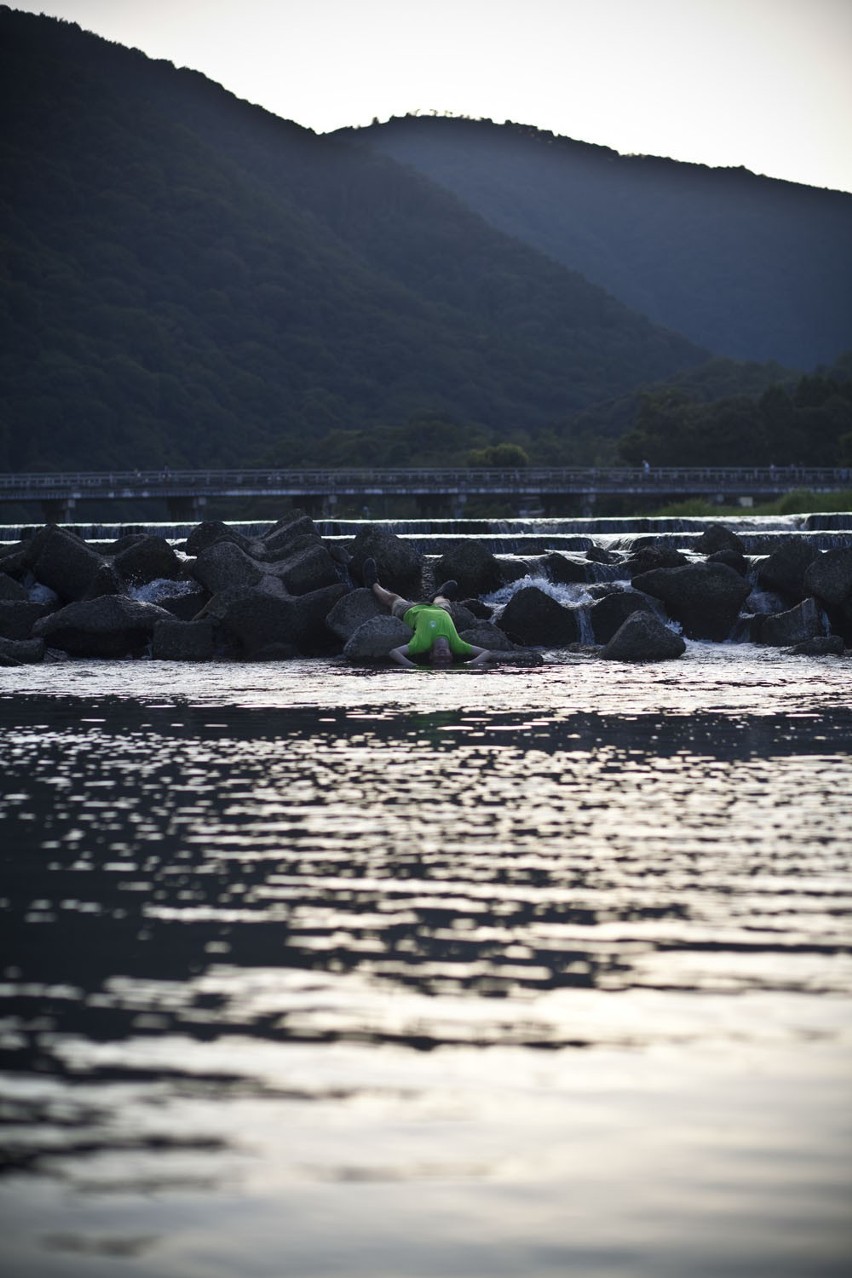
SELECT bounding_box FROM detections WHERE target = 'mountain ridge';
[0,6,716,473]
[335,114,852,368]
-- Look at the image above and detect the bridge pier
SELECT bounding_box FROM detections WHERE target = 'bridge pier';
[41,497,76,523]
[166,495,207,521]
[299,494,327,518]
[416,493,467,517]
[581,491,596,518]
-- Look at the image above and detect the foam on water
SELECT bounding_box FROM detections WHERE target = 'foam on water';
[128,577,201,605]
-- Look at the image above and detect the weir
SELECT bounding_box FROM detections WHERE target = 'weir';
[2,513,851,555]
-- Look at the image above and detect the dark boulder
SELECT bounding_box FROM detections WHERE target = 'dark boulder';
[599,612,686,662]
[0,636,45,664]
[213,583,347,658]
[0,542,26,575]
[459,621,521,652]
[803,549,852,609]
[183,520,253,557]
[590,590,657,644]
[343,616,413,662]
[837,601,852,643]
[326,588,385,641]
[695,524,746,556]
[32,596,173,657]
[113,535,181,586]
[707,549,748,576]
[542,552,590,585]
[0,601,52,640]
[461,598,493,619]
[586,544,621,564]
[446,602,478,633]
[789,634,845,656]
[264,541,341,595]
[0,573,27,601]
[22,525,111,602]
[498,587,581,647]
[81,561,125,600]
[190,541,266,595]
[432,539,502,599]
[632,562,751,641]
[291,582,348,654]
[105,532,148,555]
[152,619,216,662]
[494,556,534,585]
[157,589,210,621]
[249,511,319,560]
[753,597,826,647]
[326,540,353,573]
[349,525,423,597]
[622,544,689,576]
[756,539,819,601]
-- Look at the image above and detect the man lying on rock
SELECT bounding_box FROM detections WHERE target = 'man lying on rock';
[363,558,498,669]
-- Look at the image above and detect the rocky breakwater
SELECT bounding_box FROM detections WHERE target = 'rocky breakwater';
[0,515,849,667]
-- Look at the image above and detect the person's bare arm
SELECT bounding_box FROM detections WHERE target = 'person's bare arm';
[389,644,418,668]
[464,646,494,667]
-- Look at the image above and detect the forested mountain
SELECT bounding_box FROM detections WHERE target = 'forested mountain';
[336,116,852,369]
[0,7,709,474]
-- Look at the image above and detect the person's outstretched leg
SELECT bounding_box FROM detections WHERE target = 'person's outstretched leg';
[373,582,403,610]
[363,560,412,615]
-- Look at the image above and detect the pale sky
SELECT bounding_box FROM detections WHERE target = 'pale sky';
[13,0,852,192]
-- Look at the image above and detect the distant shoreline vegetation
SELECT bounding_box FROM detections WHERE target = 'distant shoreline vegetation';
[650,490,852,520]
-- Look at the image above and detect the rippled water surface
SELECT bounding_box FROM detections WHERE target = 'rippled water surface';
[1,646,851,1277]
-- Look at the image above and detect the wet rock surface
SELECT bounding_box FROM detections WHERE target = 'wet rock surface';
[631,562,752,641]
[599,611,687,663]
[0,518,847,664]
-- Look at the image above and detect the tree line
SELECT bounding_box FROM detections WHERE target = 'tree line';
[618,363,852,468]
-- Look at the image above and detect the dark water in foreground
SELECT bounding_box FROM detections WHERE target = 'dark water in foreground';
[1,648,851,1277]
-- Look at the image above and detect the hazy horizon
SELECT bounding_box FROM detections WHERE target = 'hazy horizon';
[8,0,852,194]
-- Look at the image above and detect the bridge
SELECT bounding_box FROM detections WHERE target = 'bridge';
[1,466,849,521]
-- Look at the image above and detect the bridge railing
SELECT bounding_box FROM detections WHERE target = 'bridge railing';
[0,466,850,495]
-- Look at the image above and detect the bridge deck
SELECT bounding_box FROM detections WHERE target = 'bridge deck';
[1,466,849,506]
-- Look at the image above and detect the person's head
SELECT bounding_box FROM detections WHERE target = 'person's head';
[429,636,453,668]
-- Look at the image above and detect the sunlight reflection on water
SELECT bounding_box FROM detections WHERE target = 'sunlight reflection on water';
[1,647,851,1276]
[1,641,850,716]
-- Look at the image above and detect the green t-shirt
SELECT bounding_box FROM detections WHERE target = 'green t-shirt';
[403,604,475,659]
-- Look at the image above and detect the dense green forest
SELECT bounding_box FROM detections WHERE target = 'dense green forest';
[0,7,706,475]
[342,115,852,369]
[618,355,852,468]
[1,8,850,478]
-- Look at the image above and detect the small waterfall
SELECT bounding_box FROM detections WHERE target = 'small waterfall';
[2,513,851,554]
[574,601,596,645]
[584,560,628,583]
[744,586,788,616]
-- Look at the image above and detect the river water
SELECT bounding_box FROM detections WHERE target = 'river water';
[1,518,851,1277]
